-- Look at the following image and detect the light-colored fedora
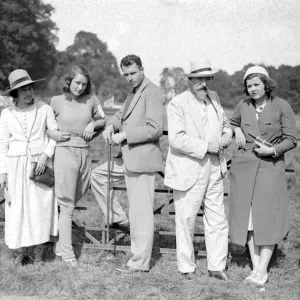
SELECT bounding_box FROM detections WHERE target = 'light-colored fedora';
[2,69,45,96]
[243,66,269,84]
[184,58,219,78]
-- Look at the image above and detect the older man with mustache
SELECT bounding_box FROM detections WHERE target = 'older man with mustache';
[164,58,232,280]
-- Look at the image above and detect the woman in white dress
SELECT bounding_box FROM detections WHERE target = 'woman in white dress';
[0,69,58,265]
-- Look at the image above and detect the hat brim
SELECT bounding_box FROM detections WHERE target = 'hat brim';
[184,68,219,78]
[2,78,45,96]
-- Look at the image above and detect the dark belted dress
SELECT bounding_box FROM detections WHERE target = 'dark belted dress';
[229,96,297,246]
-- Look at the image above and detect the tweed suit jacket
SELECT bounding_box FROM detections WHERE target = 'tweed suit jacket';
[164,89,232,191]
[108,77,164,173]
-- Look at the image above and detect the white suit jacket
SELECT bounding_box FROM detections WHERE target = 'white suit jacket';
[164,89,232,191]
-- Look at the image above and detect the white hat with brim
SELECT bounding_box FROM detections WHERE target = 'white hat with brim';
[243,66,269,84]
[184,58,219,78]
[2,69,45,96]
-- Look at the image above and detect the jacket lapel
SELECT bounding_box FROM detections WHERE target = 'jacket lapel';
[187,91,205,137]
[257,98,273,138]
[244,99,261,138]
[122,78,150,121]
[207,90,222,130]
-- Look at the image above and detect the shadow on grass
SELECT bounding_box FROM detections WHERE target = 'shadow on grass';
[229,243,287,272]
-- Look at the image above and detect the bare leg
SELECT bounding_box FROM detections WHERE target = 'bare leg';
[250,244,275,285]
[256,245,275,275]
[247,231,260,272]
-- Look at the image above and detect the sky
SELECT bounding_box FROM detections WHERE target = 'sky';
[46,0,300,85]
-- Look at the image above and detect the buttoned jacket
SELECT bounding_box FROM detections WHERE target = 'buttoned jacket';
[230,96,297,156]
[108,78,164,173]
[0,101,57,175]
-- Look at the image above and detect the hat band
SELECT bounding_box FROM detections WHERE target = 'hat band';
[191,67,212,74]
[10,76,32,89]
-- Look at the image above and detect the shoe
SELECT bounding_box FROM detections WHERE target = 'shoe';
[243,271,256,283]
[63,259,85,271]
[14,253,26,267]
[208,270,230,281]
[181,272,196,280]
[34,245,44,264]
[115,264,148,273]
[54,255,62,262]
[107,222,130,233]
[251,273,268,286]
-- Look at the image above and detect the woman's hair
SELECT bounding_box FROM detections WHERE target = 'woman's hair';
[10,89,19,99]
[61,65,92,96]
[10,83,34,100]
[243,73,276,97]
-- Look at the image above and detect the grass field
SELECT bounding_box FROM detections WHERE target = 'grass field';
[0,111,300,299]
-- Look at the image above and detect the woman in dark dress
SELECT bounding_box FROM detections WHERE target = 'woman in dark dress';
[229,66,297,285]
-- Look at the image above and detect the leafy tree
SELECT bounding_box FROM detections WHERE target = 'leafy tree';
[0,0,57,89]
[48,31,130,103]
[160,67,188,103]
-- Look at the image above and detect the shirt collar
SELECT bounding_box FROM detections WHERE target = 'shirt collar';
[131,78,145,94]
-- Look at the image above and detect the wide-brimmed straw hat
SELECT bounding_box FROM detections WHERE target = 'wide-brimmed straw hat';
[243,66,269,84]
[184,58,219,78]
[2,69,45,96]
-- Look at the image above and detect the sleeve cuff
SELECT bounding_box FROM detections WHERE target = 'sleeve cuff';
[223,127,233,137]
[43,140,57,159]
[273,144,281,158]
[272,146,277,158]
[43,150,53,159]
[200,140,209,159]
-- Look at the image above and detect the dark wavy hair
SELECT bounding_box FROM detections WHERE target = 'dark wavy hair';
[62,65,92,96]
[120,54,143,69]
[244,73,276,97]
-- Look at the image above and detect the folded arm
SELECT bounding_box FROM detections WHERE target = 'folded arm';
[220,104,232,147]
[273,101,298,157]
[221,109,233,136]
[43,106,57,159]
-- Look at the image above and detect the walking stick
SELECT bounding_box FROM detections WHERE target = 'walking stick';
[106,142,111,243]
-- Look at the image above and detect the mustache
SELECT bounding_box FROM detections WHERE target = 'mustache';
[197,86,207,91]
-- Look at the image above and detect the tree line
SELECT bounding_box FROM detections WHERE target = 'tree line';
[160,65,300,114]
[0,0,130,104]
[1,0,300,113]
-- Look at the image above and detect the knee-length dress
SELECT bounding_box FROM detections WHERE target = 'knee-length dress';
[0,101,58,249]
[229,96,297,246]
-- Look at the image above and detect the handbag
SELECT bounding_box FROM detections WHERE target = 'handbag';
[253,136,273,148]
[29,162,55,188]
[248,133,273,149]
